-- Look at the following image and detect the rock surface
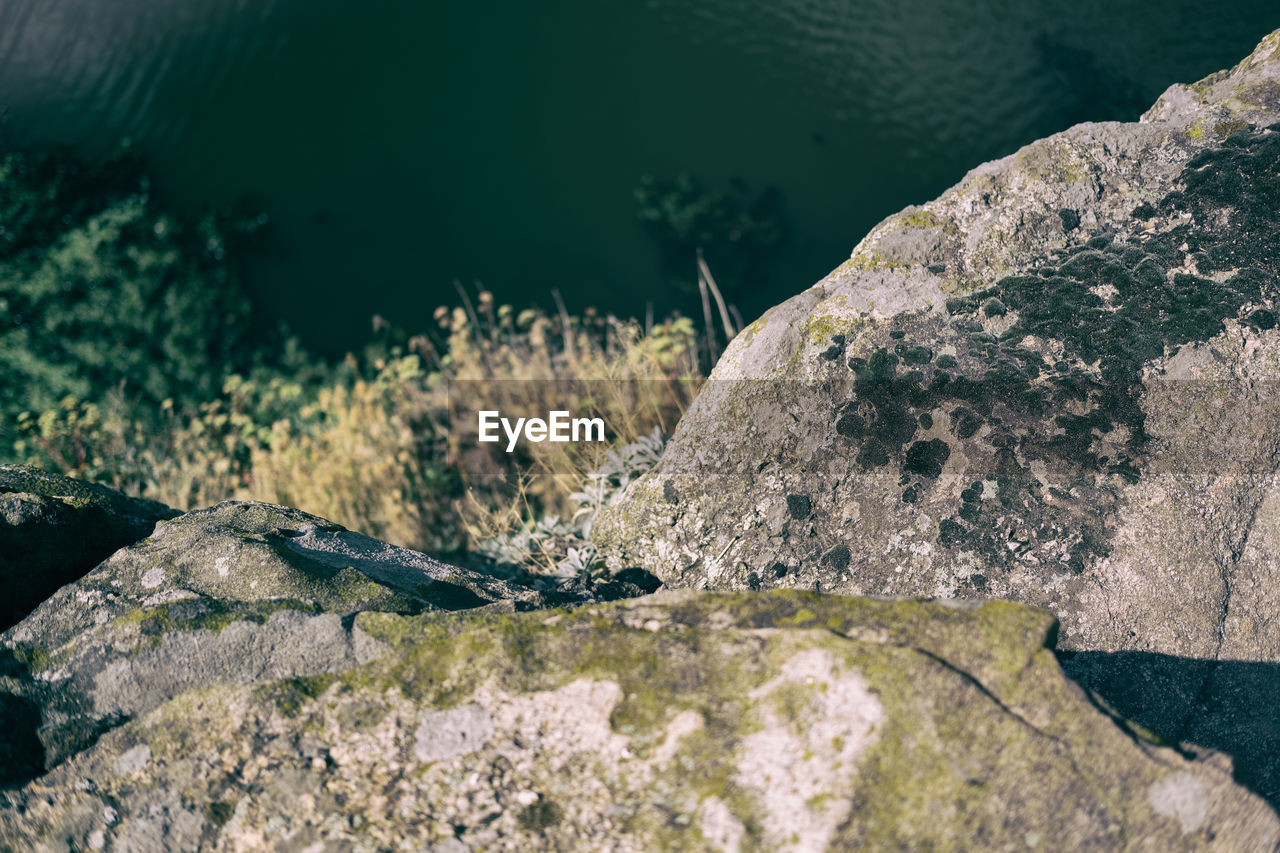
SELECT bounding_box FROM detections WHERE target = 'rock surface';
[596,28,1280,655]
[0,465,178,632]
[6,34,1280,853]
[0,500,561,786]
[3,589,1278,852]
[595,31,1280,806]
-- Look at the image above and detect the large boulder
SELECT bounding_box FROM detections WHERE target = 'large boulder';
[0,500,562,786]
[0,465,178,631]
[2,590,1277,851]
[595,31,1280,806]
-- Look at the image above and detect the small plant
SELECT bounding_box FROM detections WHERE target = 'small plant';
[472,428,667,580]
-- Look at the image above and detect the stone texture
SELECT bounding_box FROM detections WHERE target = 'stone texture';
[596,29,1280,652]
[0,500,555,784]
[0,465,178,632]
[5,32,1280,853]
[2,590,1277,852]
[595,30,1280,808]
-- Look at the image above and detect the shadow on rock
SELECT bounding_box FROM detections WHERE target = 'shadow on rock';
[1,465,179,631]
[1059,650,1280,811]
[0,652,45,788]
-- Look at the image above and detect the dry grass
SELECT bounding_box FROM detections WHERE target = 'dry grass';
[13,294,711,564]
[426,291,702,531]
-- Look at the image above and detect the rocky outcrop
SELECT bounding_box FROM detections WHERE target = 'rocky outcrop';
[0,471,1276,849]
[0,465,178,631]
[596,29,1280,654]
[7,33,1280,853]
[0,499,573,787]
[595,30,1280,806]
[3,590,1278,851]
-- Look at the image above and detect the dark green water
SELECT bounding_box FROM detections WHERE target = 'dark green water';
[0,0,1275,354]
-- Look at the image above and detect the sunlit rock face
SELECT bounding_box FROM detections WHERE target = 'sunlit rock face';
[595,31,1280,808]
[0,494,570,787]
[4,590,1280,851]
[598,31,1280,661]
[0,472,1276,849]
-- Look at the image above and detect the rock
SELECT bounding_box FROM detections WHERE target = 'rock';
[0,500,554,784]
[1058,650,1280,820]
[594,31,1280,808]
[1,590,1276,851]
[0,465,178,632]
[597,29,1280,651]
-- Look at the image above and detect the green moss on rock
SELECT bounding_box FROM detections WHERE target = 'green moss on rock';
[3,590,1274,851]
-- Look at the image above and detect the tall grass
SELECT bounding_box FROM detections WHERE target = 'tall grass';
[11,292,715,569]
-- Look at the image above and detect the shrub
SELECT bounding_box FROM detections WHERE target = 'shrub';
[0,150,271,430]
[470,427,667,578]
[1,149,713,573]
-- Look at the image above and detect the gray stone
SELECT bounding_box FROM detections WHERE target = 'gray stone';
[0,465,178,631]
[2,591,1277,851]
[0,499,547,782]
[595,29,1280,809]
[415,704,494,763]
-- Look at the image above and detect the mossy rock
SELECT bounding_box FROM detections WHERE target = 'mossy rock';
[0,465,178,632]
[0,499,554,783]
[598,33,1280,659]
[0,590,1275,850]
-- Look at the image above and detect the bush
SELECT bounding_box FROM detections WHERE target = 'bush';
[0,150,271,430]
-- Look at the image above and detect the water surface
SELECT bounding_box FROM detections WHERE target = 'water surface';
[0,0,1274,353]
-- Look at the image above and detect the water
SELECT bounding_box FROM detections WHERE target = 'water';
[0,0,1274,354]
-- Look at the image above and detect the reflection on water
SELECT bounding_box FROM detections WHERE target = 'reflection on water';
[0,0,1274,353]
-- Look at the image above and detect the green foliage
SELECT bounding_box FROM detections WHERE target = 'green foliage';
[9,297,702,564]
[0,149,268,430]
[10,352,463,553]
[1,149,706,570]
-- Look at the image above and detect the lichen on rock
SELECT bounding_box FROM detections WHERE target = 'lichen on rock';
[594,29,1280,811]
[0,498,555,787]
[2,591,1277,851]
